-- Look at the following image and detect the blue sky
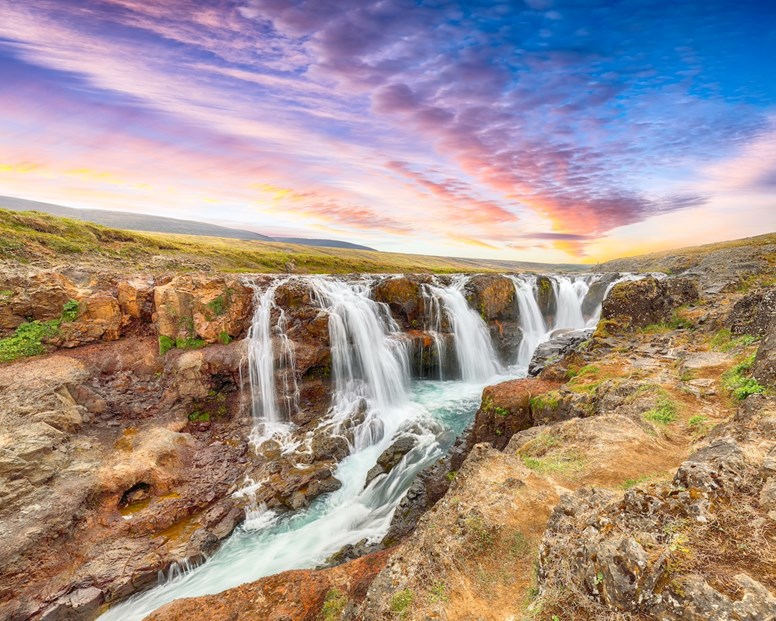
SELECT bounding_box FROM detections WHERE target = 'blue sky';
[0,0,774,261]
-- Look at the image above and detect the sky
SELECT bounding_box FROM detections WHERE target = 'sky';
[0,0,775,263]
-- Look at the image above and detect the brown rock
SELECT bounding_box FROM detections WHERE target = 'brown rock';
[471,378,560,449]
[372,276,426,330]
[144,550,392,621]
[601,276,699,331]
[465,275,516,321]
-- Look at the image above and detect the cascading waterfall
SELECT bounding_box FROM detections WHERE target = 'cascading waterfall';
[426,275,501,382]
[245,278,298,443]
[98,271,630,621]
[309,277,413,450]
[419,284,448,380]
[509,275,548,367]
[551,275,588,331]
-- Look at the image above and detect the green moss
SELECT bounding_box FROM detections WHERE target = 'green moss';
[710,328,758,352]
[0,300,83,362]
[175,336,206,350]
[206,292,230,317]
[218,331,232,345]
[389,589,414,617]
[158,335,175,356]
[688,414,708,428]
[529,392,560,411]
[319,587,347,621]
[566,364,599,379]
[188,410,210,423]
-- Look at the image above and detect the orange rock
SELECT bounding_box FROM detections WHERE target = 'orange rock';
[144,549,393,621]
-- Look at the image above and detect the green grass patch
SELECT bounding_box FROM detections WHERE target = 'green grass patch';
[642,395,678,425]
[319,587,347,621]
[389,589,413,617]
[206,293,229,317]
[529,392,560,411]
[710,328,758,352]
[187,410,210,423]
[521,452,585,475]
[723,353,766,400]
[175,336,206,350]
[566,364,599,379]
[217,331,232,345]
[0,299,80,362]
[158,335,175,355]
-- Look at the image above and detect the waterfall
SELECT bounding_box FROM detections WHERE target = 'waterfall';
[246,278,298,442]
[419,284,447,380]
[509,275,548,367]
[551,276,587,330]
[426,275,500,383]
[310,277,413,450]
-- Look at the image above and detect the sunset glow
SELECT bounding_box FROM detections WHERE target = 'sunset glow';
[1,0,775,262]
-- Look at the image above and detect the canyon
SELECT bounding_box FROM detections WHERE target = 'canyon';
[1,223,775,621]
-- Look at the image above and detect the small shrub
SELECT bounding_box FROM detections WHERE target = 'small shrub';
[175,336,206,350]
[688,414,708,428]
[723,353,766,400]
[188,410,210,423]
[428,581,448,603]
[61,299,80,322]
[206,293,229,317]
[218,331,232,345]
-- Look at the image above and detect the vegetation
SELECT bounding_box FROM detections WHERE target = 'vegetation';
[710,328,758,352]
[529,392,560,411]
[521,452,585,475]
[319,588,348,621]
[0,207,577,275]
[0,299,80,362]
[389,589,414,617]
[642,395,678,425]
[722,353,766,400]
[159,334,207,355]
[639,312,693,334]
[187,410,210,423]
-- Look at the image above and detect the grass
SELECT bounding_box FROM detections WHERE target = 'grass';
[187,410,210,423]
[521,453,585,475]
[722,353,766,400]
[710,328,759,352]
[389,589,414,618]
[529,392,560,411]
[565,364,599,380]
[0,206,578,275]
[159,335,207,355]
[639,312,693,334]
[642,395,678,425]
[319,588,348,621]
[0,299,80,362]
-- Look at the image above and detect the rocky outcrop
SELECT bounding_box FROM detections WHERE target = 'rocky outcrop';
[538,397,776,621]
[754,304,776,388]
[470,378,561,449]
[580,272,620,318]
[145,549,392,621]
[601,276,699,331]
[154,275,253,344]
[528,328,592,376]
[371,275,428,330]
[726,286,776,337]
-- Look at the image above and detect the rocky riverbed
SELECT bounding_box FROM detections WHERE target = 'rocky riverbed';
[1,233,775,621]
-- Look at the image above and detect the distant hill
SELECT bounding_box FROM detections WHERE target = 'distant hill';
[273,237,375,251]
[0,196,374,251]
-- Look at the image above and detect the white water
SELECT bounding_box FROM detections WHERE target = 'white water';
[99,272,624,621]
[427,275,501,382]
[510,275,548,367]
[245,278,298,443]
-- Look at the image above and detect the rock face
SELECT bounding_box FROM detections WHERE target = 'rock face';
[601,276,699,330]
[528,328,592,376]
[371,275,428,330]
[470,378,561,449]
[154,275,253,344]
[754,303,776,388]
[726,286,776,337]
[538,398,776,621]
[145,550,392,621]
[580,273,620,318]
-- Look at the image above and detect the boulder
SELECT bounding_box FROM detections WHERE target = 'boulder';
[536,276,557,321]
[580,273,621,319]
[528,328,592,377]
[465,275,516,321]
[0,271,79,334]
[601,276,699,331]
[471,378,560,449]
[754,314,776,388]
[154,275,252,344]
[365,435,417,485]
[371,276,427,330]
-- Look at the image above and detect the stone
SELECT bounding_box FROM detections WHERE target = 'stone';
[601,276,699,331]
[528,328,592,377]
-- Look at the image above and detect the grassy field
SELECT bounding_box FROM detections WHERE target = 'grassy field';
[596,232,776,274]
[0,208,580,274]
